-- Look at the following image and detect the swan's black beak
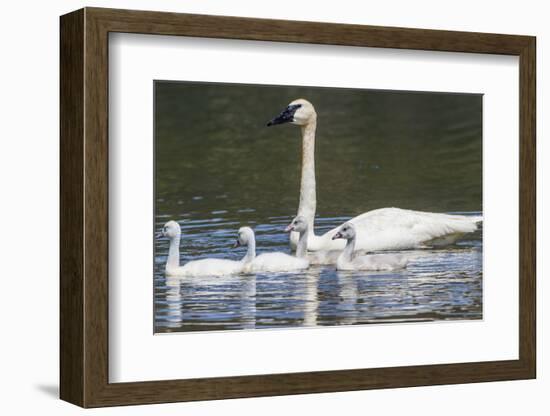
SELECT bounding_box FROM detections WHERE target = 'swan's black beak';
[267,104,301,126]
[332,232,342,240]
[155,231,164,239]
[233,239,241,248]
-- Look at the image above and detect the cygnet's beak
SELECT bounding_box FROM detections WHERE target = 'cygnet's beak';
[266,104,301,126]
[233,239,241,248]
[155,231,164,239]
[332,232,343,240]
[284,224,294,233]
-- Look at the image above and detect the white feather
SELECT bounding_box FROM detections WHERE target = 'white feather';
[170,258,244,277]
[244,252,309,273]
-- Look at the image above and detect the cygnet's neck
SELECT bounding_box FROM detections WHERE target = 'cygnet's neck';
[242,234,256,263]
[341,236,356,263]
[166,234,181,270]
[298,119,317,234]
[295,227,309,259]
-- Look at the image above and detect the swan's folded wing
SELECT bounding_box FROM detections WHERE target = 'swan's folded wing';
[347,208,480,250]
[307,250,341,265]
[182,258,243,276]
[351,253,407,271]
[252,252,309,272]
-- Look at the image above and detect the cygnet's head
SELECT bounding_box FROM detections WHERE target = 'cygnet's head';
[284,215,308,233]
[161,220,181,239]
[234,226,255,247]
[332,222,356,240]
[267,98,316,127]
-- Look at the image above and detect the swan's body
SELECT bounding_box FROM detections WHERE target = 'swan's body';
[333,223,409,271]
[306,248,369,265]
[161,221,245,277]
[245,252,308,273]
[306,207,480,252]
[170,258,244,277]
[306,250,341,265]
[338,252,409,271]
[237,218,310,273]
[267,99,482,252]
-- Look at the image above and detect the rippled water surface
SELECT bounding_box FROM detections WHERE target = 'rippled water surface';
[154,82,482,333]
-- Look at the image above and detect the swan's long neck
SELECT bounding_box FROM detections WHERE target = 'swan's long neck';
[166,235,181,270]
[298,119,317,234]
[341,237,356,263]
[242,235,256,263]
[296,228,309,259]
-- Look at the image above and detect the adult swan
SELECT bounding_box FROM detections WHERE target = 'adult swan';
[267,98,482,252]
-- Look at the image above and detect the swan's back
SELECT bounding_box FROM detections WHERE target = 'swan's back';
[247,252,309,273]
[351,208,480,233]
[317,207,481,252]
[169,258,243,277]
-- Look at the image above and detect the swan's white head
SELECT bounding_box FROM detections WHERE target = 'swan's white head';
[267,98,316,127]
[235,226,255,247]
[161,220,181,239]
[332,222,356,240]
[285,215,308,233]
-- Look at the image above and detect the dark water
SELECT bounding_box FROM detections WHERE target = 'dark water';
[154,81,482,333]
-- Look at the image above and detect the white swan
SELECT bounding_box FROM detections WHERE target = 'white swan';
[160,220,245,277]
[236,217,309,273]
[332,222,409,271]
[267,98,482,252]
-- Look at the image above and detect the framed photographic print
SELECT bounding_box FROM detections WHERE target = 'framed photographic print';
[60,7,536,408]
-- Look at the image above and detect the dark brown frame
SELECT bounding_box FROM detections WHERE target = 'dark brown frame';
[60,7,536,408]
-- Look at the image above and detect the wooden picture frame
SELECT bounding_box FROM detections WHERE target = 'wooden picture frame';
[60,7,536,408]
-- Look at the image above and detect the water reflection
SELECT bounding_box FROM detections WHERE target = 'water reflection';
[302,268,320,327]
[240,276,256,330]
[163,279,183,329]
